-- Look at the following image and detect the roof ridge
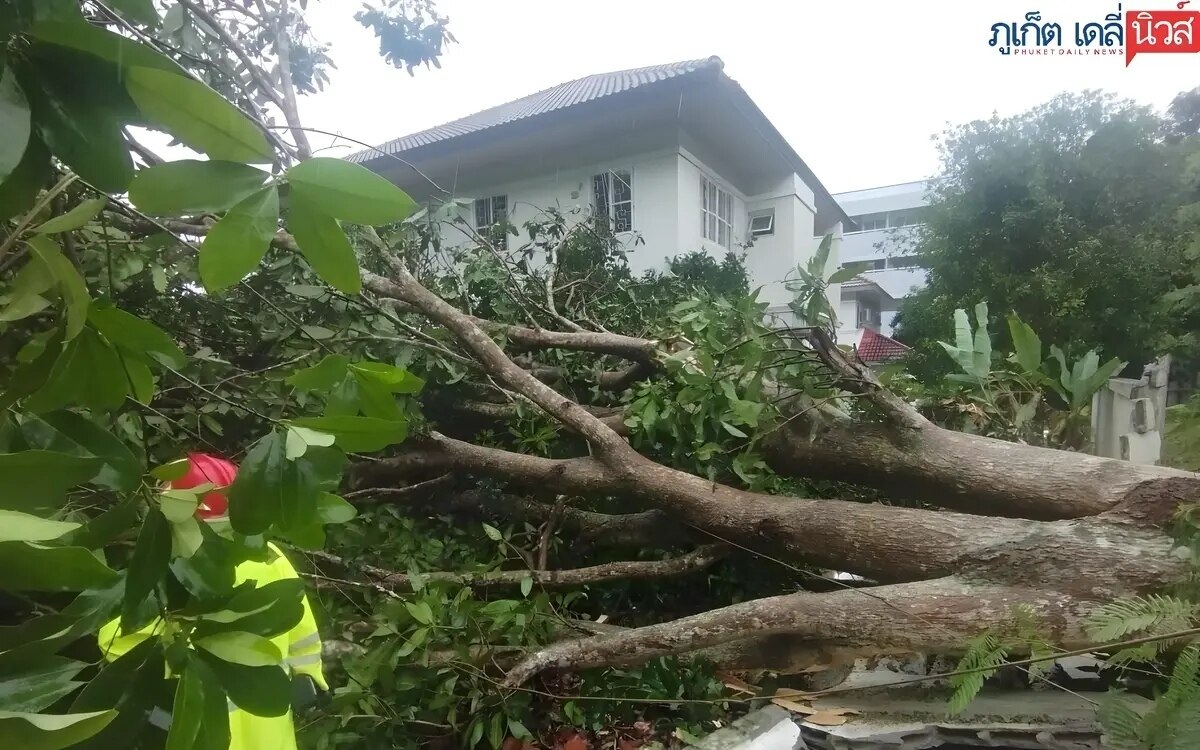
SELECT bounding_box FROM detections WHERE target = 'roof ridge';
[347,56,723,163]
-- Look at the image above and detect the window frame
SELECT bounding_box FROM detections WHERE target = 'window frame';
[473,194,509,249]
[748,211,775,238]
[592,169,633,233]
[701,175,734,249]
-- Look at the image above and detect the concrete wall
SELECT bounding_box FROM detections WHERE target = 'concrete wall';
[439,148,682,276]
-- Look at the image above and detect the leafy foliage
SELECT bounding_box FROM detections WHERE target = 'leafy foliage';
[896,91,1200,377]
[897,303,1123,448]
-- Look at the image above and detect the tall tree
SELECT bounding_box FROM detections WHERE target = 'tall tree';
[894,91,1198,379]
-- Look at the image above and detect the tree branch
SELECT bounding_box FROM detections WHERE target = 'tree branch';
[306,545,728,590]
[501,578,1087,686]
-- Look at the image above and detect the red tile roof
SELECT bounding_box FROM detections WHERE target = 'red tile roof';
[856,328,910,364]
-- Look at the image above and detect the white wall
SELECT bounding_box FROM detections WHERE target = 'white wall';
[435,140,830,313]
[438,149,682,276]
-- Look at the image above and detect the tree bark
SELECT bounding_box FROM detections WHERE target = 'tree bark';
[764,392,1199,520]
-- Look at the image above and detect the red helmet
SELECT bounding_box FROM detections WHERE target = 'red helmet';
[172,452,238,520]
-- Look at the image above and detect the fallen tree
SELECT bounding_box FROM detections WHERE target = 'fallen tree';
[351,263,1199,686]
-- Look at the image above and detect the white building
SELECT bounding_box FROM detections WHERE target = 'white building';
[833,180,930,345]
[349,57,847,320]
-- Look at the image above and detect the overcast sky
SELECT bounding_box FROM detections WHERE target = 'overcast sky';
[294,0,1199,194]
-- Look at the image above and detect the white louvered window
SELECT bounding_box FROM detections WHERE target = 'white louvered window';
[701,175,733,249]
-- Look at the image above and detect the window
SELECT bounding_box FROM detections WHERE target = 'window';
[850,212,887,232]
[886,255,920,269]
[701,176,734,249]
[845,208,928,233]
[592,170,633,232]
[856,299,881,328]
[474,195,507,230]
[473,195,508,249]
[748,211,775,238]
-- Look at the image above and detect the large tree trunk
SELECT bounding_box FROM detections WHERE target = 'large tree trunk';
[355,266,1199,684]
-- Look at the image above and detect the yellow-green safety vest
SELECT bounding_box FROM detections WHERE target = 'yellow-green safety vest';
[97,543,327,750]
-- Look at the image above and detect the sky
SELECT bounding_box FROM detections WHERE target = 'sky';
[294,0,1199,194]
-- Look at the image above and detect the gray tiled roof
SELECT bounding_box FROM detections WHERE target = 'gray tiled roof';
[346,57,724,163]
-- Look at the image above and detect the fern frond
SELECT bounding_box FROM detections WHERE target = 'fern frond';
[1139,645,1200,746]
[1085,595,1198,642]
[1105,643,1159,669]
[947,633,1007,716]
[1098,690,1145,750]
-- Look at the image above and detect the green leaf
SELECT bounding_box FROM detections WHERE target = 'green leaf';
[287,416,408,452]
[1006,313,1042,375]
[0,542,117,591]
[195,651,290,717]
[33,198,105,234]
[0,450,101,513]
[170,517,204,559]
[160,489,200,523]
[129,160,269,216]
[0,656,85,712]
[71,636,164,749]
[4,256,58,315]
[88,302,186,368]
[124,66,272,163]
[508,719,533,740]
[198,187,279,292]
[0,134,50,222]
[482,523,503,542]
[151,458,190,482]
[121,509,170,631]
[0,710,117,750]
[827,262,870,284]
[226,432,286,535]
[286,354,348,391]
[288,192,361,293]
[315,492,356,524]
[30,20,180,73]
[25,328,130,413]
[190,579,303,640]
[0,66,32,184]
[188,657,230,750]
[107,0,158,26]
[165,666,203,750]
[520,576,533,598]
[170,526,236,601]
[0,509,79,542]
[405,601,433,625]
[287,158,418,225]
[21,65,132,193]
[194,631,283,667]
[952,308,973,357]
[812,233,833,274]
[284,426,335,460]
[351,375,402,420]
[349,362,425,394]
[69,499,138,550]
[488,711,505,750]
[19,411,142,491]
[26,236,89,341]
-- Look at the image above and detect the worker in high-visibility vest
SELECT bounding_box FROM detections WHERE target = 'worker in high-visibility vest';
[97,452,327,750]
